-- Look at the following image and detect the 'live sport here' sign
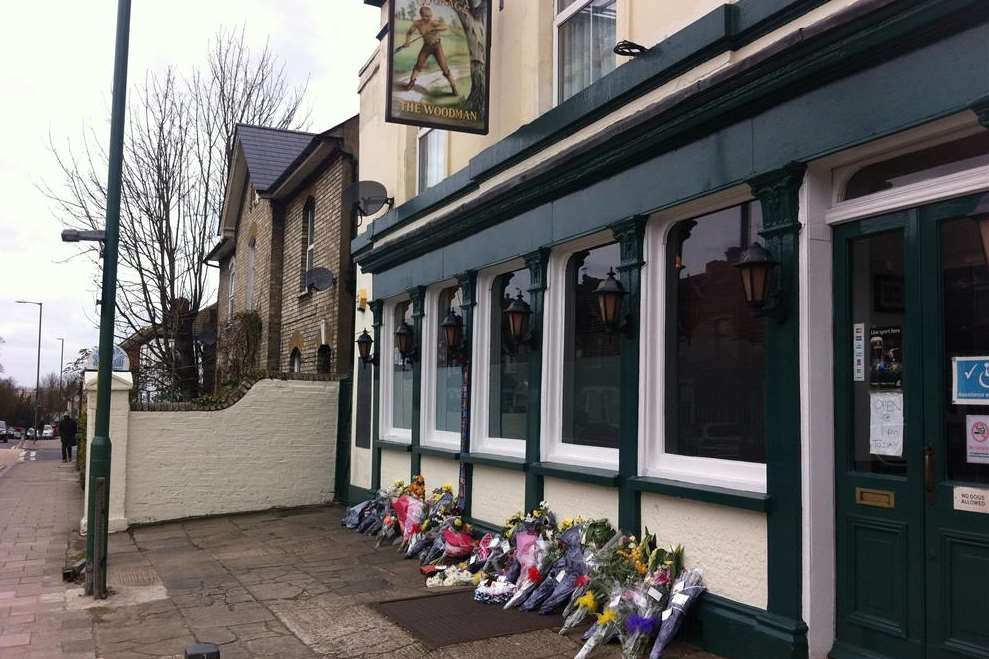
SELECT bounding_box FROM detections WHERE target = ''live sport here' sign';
[953,356,989,405]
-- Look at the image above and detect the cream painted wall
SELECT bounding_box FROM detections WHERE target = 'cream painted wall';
[125,379,339,526]
[623,0,731,49]
[543,478,618,527]
[419,456,461,491]
[470,466,525,526]
[641,493,768,609]
[380,449,410,486]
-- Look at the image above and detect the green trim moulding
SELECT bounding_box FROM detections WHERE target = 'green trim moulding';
[629,477,771,512]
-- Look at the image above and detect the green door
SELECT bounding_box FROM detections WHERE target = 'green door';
[833,192,989,659]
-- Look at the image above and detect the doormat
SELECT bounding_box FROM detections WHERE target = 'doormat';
[373,589,564,649]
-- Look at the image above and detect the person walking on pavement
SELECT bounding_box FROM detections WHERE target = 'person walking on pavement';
[58,414,77,463]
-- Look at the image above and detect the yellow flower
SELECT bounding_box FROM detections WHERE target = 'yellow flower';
[576,592,598,612]
[595,608,618,626]
[473,571,486,585]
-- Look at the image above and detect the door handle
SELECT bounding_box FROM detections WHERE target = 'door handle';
[924,446,936,494]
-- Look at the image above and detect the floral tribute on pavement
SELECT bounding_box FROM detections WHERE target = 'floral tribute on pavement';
[343,477,707,658]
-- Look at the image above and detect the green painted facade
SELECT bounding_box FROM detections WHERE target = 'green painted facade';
[354,2,989,657]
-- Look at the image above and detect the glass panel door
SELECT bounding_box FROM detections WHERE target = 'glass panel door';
[834,213,926,659]
[920,194,989,659]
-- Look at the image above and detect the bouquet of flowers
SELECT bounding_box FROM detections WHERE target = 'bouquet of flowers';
[392,476,427,549]
[474,575,516,605]
[504,536,558,609]
[559,531,624,635]
[521,523,582,612]
[574,585,624,659]
[425,566,475,588]
[406,484,457,559]
[441,518,475,561]
[648,568,706,659]
[341,499,371,529]
[621,544,684,658]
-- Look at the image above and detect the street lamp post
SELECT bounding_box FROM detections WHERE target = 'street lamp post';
[15,301,42,442]
[84,0,132,600]
[57,337,65,397]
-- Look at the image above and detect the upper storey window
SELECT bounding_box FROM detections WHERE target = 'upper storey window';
[556,0,617,104]
[418,128,447,193]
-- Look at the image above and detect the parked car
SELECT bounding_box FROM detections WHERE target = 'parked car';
[42,425,54,439]
[26,428,35,438]
[0,421,6,443]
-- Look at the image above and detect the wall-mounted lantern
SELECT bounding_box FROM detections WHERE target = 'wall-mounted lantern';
[441,307,464,359]
[395,320,416,365]
[356,329,377,367]
[505,290,531,345]
[735,241,785,321]
[594,268,627,332]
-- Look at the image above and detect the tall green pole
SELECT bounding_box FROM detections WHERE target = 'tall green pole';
[85,0,131,599]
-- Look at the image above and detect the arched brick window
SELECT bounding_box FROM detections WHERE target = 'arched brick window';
[289,348,303,374]
[300,197,316,291]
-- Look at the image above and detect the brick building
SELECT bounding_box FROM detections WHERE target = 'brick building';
[206,117,358,383]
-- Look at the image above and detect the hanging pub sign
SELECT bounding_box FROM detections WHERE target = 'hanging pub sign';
[385,0,492,134]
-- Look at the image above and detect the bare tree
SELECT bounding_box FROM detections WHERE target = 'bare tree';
[44,26,308,400]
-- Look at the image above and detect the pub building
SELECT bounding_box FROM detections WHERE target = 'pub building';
[345,1,989,658]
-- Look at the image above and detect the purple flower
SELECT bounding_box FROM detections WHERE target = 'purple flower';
[625,614,658,635]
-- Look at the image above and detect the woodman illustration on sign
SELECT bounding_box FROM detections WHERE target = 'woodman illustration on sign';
[386,0,491,134]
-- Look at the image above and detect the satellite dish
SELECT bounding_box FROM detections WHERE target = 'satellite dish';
[306,267,336,292]
[343,180,394,217]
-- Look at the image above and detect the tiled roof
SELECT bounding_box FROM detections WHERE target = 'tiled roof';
[235,125,317,193]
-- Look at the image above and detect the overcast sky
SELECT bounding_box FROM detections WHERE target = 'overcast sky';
[0,1,380,387]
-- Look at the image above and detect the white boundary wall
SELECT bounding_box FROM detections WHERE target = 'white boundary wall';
[82,373,339,532]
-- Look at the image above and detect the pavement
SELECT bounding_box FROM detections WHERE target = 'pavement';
[0,441,719,659]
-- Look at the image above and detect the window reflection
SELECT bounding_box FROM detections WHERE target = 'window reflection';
[490,269,531,440]
[563,243,621,449]
[435,287,463,433]
[667,203,767,463]
[392,301,413,430]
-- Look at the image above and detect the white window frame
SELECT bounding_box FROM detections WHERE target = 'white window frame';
[305,200,316,276]
[638,187,768,493]
[470,259,528,458]
[553,0,617,106]
[541,231,620,470]
[246,240,256,310]
[417,127,448,194]
[380,295,413,444]
[420,281,463,450]
[227,257,236,318]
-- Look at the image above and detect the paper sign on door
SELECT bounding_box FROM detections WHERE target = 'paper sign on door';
[966,415,989,464]
[870,391,904,457]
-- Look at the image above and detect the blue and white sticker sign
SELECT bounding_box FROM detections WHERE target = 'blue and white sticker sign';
[953,356,989,405]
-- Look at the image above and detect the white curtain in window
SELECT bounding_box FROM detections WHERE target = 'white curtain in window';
[418,129,446,192]
[558,0,616,103]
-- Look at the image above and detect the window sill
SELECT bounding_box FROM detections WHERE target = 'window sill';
[377,439,411,453]
[460,452,527,472]
[628,476,770,512]
[413,445,460,461]
[531,462,620,487]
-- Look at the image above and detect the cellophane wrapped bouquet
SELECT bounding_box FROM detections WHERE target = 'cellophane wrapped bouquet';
[570,532,658,658]
[620,544,684,658]
[406,483,457,559]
